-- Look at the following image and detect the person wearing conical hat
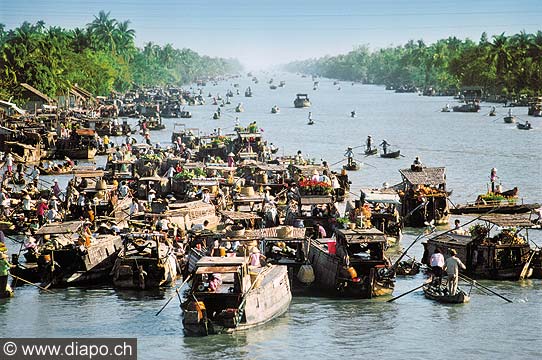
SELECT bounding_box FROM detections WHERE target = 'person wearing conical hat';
[249,247,264,267]
[0,251,14,296]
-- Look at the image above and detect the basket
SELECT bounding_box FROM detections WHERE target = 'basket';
[241,186,255,197]
[276,226,293,239]
[226,226,245,238]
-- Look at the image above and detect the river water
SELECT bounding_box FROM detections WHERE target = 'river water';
[1,73,541,359]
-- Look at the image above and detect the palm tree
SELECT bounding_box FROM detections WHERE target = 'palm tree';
[87,10,118,54]
[114,20,136,60]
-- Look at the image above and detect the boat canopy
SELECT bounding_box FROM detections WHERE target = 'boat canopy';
[336,228,387,243]
[35,221,82,235]
[360,188,401,204]
[478,213,536,228]
[399,167,446,186]
[196,266,240,275]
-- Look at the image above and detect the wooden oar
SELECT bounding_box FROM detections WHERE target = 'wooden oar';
[519,250,536,280]
[458,274,512,303]
[9,274,54,293]
[155,274,192,316]
[387,283,425,302]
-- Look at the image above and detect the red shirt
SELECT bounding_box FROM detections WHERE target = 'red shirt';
[36,202,48,216]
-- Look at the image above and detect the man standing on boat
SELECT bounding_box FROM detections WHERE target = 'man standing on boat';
[490,168,498,193]
[445,249,466,296]
[366,136,373,152]
[380,140,390,154]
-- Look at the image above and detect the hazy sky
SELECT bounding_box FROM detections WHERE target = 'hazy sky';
[1,0,541,69]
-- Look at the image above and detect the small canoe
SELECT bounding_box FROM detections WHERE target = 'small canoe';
[364,148,377,156]
[380,150,400,158]
[517,122,532,130]
[423,282,470,304]
[343,162,360,171]
[307,121,314,125]
[504,116,516,123]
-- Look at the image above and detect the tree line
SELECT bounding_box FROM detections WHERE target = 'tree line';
[284,32,542,98]
[0,11,242,102]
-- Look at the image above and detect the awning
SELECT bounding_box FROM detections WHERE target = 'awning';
[361,188,401,204]
[479,213,536,228]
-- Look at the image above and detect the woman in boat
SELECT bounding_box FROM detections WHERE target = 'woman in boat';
[0,252,14,296]
[250,247,263,267]
[490,168,498,193]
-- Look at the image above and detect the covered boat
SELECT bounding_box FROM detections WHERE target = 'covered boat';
[294,94,311,108]
[360,188,403,246]
[182,256,291,336]
[397,166,450,227]
[111,232,177,289]
[422,214,534,280]
[308,227,394,298]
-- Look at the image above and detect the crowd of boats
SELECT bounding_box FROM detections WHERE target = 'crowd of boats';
[0,73,541,336]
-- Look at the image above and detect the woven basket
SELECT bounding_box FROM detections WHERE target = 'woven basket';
[276,226,293,239]
[241,186,255,196]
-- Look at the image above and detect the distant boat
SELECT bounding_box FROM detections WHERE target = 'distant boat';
[294,94,311,108]
[423,282,470,304]
[364,148,377,156]
[504,115,517,123]
[380,150,401,158]
[307,120,314,125]
[517,122,532,130]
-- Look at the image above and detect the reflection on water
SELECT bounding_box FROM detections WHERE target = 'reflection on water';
[1,73,541,359]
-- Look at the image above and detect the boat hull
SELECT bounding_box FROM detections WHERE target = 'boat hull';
[423,283,470,304]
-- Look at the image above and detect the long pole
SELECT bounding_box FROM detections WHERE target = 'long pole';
[458,274,512,303]
[387,283,425,303]
[9,274,54,293]
[155,274,192,316]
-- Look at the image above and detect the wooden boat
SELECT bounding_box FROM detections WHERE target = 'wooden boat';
[271,106,280,114]
[308,228,395,298]
[55,128,98,159]
[294,94,311,108]
[38,164,73,175]
[380,150,400,158]
[528,97,542,117]
[364,148,377,156]
[235,104,244,113]
[453,102,480,112]
[270,85,277,90]
[245,88,253,97]
[111,232,177,289]
[180,110,192,119]
[422,214,534,280]
[343,160,360,171]
[14,222,123,287]
[360,188,403,246]
[489,109,497,116]
[504,115,516,123]
[395,259,420,276]
[450,200,539,215]
[517,122,532,130]
[423,282,470,303]
[182,257,291,336]
[398,166,450,227]
[307,120,314,125]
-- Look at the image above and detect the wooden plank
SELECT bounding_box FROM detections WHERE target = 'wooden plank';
[196,266,240,274]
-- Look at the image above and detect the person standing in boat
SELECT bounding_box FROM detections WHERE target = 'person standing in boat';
[0,252,14,296]
[380,140,390,154]
[366,136,373,152]
[430,248,445,285]
[308,112,313,123]
[445,249,466,295]
[490,168,498,193]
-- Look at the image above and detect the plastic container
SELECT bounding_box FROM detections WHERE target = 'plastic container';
[327,241,336,254]
[219,247,226,257]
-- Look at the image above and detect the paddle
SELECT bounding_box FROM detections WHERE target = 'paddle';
[155,274,192,316]
[352,158,377,169]
[519,250,536,280]
[458,274,512,303]
[9,274,54,293]
[387,283,425,302]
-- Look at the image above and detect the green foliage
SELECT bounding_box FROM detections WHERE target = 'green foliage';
[285,32,542,97]
[0,13,242,103]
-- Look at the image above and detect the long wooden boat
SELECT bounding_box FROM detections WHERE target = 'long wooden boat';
[182,257,291,336]
[380,150,400,158]
[422,214,534,280]
[308,228,394,298]
[517,122,532,130]
[450,201,540,215]
[38,165,74,176]
[111,232,177,289]
[423,282,470,304]
[453,102,480,112]
[12,222,123,287]
[343,161,360,171]
[364,148,377,156]
[504,115,516,123]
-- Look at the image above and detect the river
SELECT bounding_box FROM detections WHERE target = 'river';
[1,73,541,359]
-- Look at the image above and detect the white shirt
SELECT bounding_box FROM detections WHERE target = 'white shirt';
[430,253,445,267]
[446,256,466,276]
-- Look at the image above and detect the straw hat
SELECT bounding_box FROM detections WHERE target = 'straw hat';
[50,195,57,200]
[450,249,457,256]
[228,152,235,157]
[264,186,271,190]
[149,189,156,194]
[202,188,210,193]
[312,169,319,175]
[251,247,260,254]
[53,179,58,183]
[23,194,31,200]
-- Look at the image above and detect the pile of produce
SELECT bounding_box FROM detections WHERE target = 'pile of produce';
[298,180,333,195]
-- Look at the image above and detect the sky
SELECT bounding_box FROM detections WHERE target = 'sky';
[1,0,541,69]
